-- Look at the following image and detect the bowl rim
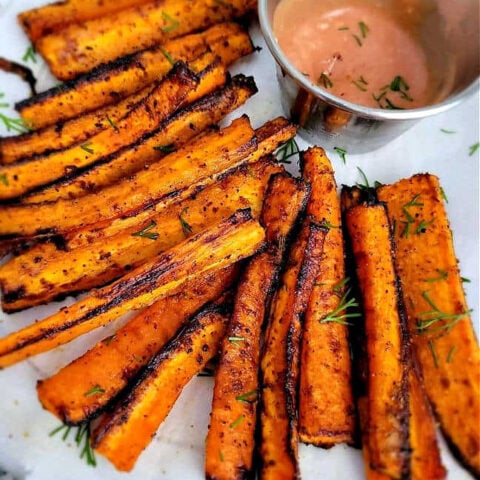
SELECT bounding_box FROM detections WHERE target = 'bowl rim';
[258,0,480,121]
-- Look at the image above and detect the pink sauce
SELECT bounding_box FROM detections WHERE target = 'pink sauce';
[273,0,434,109]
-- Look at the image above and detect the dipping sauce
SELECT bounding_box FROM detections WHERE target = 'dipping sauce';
[273,0,436,109]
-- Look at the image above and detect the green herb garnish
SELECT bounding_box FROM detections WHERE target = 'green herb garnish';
[84,385,105,397]
[153,144,176,154]
[469,142,479,156]
[161,12,180,33]
[106,115,119,132]
[160,48,175,66]
[132,220,159,240]
[424,269,448,283]
[0,173,8,186]
[333,146,347,163]
[235,389,258,404]
[320,279,361,325]
[440,128,456,134]
[446,345,457,363]
[22,44,37,64]
[275,138,299,164]
[428,340,439,368]
[416,290,473,334]
[80,142,94,154]
[318,72,333,89]
[179,207,193,237]
[229,415,245,429]
[49,422,96,466]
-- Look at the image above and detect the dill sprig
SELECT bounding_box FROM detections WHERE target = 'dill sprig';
[49,422,96,467]
[161,12,180,33]
[80,142,94,154]
[229,415,245,429]
[320,278,361,325]
[318,72,333,89]
[160,48,175,66]
[416,290,472,334]
[275,138,299,164]
[132,220,159,240]
[428,340,439,368]
[235,389,257,404]
[153,144,176,154]
[424,269,448,283]
[333,146,347,164]
[0,93,32,134]
[179,207,193,237]
[469,142,479,156]
[22,44,37,64]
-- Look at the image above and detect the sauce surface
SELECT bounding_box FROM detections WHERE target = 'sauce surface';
[273,0,435,109]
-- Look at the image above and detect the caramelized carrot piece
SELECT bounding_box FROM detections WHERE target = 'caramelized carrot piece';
[36,0,256,79]
[18,0,154,42]
[17,22,253,128]
[1,52,226,166]
[92,303,231,472]
[377,174,480,477]
[259,221,326,480]
[37,265,238,424]
[0,210,264,368]
[0,159,280,312]
[205,172,310,480]
[298,147,355,446]
[343,200,410,480]
[0,116,256,237]
[0,62,198,200]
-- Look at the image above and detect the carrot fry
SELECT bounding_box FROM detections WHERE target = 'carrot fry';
[1,51,226,166]
[205,172,310,480]
[298,147,356,447]
[259,221,326,480]
[0,62,198,200]
[16,22,253,129]
[0,159,280,312]
[22,71,253,203]
[377,174,480,477]
[36,0,256,79]
[92,303,231,472]
[37,265,238,424]
[343,199,410,480]
[18,0,154,42]
[0,209,264,368]
[0,116,256,237]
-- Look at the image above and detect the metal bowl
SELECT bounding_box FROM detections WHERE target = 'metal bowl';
[258,0,479,152]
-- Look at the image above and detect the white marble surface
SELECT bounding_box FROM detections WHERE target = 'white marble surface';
[0,1,478,479]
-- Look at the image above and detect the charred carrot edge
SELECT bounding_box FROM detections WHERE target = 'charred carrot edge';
[0,115,256,238]
[0,62,200,201]
[0,159,280,312]
[22,69,251,204]
[35,0,256,80]
[16,22,253,128]
[342,195,410,480]
[298,146,356,447]
[1,51,226,166]
[92,303,231,472]
[377,174,480,477]
[37,265,239,425]
[259,221,326,480]
[0,209,264,368]
[18,0,154,43]
[205,172,310,480]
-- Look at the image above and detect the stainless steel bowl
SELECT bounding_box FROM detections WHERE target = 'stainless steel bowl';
[258,0,480,152]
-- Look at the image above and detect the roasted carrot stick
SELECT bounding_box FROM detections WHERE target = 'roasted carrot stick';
[36,0,256,79]
[92,303,231,472]
[22,71,253,204]
[1,51,226,166]
[0,209,264,368]
[343,199,410,480]
[298,147,356,447]
[0,116,255,237]
[0,62,199,200]
[37,265,238,424]
[377,174,480,477]
[18,0,154,42]
[259,221,326,480]
[16,22,253,128]
[205,172,310,480]
[0,159,280,312]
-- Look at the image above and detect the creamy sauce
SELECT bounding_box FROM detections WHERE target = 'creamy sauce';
[273,0,436,109]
